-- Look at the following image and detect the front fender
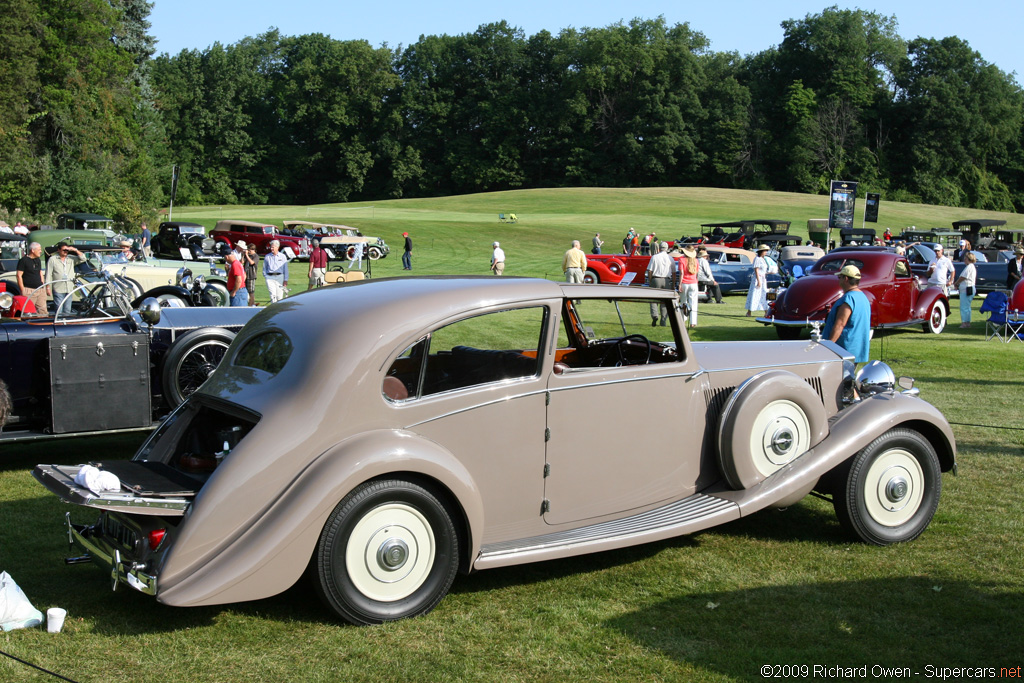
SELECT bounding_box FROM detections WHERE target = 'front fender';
[132,285,192,308]
[587,258,625,283]
[156,429,484,607]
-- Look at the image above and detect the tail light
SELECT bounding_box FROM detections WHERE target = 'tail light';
[148,529,167,551]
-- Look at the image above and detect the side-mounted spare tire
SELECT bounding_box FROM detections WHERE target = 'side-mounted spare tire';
[161,327,235,407]
[717,370,828,490]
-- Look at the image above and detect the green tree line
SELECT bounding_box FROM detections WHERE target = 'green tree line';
[3,3,1023,225]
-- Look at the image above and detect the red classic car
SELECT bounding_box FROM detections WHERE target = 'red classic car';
[585,246,780,296]
[209,220,310,258]
[759,248,949,339]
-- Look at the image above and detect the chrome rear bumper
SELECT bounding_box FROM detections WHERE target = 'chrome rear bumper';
[65,512,158,595]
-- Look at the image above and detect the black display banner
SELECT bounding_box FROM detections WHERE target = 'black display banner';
[864,192,880,223]
[828,180,858,230]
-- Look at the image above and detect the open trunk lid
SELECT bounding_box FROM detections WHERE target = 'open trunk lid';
[32,461,200,516]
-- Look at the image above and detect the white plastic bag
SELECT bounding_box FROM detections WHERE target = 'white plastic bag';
[0,571,44,631]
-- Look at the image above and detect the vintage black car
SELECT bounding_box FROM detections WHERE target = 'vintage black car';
[152,222,224,260]
[0,274,258,443]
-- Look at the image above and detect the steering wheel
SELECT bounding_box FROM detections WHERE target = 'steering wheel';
[598,334,652,367]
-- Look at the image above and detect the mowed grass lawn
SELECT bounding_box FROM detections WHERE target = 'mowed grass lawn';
[2,187,1022,682]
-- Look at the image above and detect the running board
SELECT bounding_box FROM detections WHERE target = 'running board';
[475,493,739,570]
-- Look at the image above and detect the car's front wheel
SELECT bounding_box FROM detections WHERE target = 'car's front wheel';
[833,428,941,545]
[313,479,459,625]
[583,270,599,284]
[924,300,946,334]
[367,246,384,260]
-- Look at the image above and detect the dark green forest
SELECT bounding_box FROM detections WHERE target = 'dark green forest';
[2,1,1023,227]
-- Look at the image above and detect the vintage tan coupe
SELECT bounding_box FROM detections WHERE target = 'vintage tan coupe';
[35,277,956,624]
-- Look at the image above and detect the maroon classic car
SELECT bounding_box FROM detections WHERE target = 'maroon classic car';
[759,248,950,339]
[209,220,310,258]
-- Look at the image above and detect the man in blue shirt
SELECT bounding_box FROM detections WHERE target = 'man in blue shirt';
[824,264,870,363]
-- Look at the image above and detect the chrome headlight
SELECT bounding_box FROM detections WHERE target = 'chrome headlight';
[139,297,162,326]
[856,360,896,396]
[0,291,13,312]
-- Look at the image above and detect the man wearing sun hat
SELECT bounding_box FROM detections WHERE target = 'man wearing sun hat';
[824,264,870,363]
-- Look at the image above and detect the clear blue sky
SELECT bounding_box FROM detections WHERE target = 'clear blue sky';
[149,0,1022,81]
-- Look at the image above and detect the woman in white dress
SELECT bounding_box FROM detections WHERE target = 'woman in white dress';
[745,244,770,316]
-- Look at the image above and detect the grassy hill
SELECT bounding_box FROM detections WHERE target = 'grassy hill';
[172,186,1024,280]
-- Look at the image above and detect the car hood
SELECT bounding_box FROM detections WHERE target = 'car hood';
[692,338,846,372]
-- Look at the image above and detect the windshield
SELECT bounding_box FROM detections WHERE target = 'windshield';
[571,298,679,347]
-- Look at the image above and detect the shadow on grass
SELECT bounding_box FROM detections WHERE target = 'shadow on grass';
[605,577,1023,680]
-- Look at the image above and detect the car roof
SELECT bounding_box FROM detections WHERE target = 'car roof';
[690,245,757,259]
[209,277,676,412]
[282,220,354,230]
[212,220,276,230]
[57,213,113,222]
[159,221,204,228]
[952,219,1007,230]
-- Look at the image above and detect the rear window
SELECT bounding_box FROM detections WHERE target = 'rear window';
[818,258,865,273]
[235,331,292,376]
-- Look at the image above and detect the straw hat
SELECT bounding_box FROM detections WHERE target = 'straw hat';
[681,246,696,258]
[838,264,862,280]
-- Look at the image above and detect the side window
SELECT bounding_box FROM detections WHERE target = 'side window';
[383,307,546,401]
[894,260,910,277]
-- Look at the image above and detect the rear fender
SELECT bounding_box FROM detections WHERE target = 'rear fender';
[913,288,949,319]
[156,429,483,607]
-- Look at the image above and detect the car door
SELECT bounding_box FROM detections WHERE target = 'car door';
[875,258,914,325]
[542,297,705,526]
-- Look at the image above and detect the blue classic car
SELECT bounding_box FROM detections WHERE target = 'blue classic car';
[905,243,1012,293]
[0,273,258,442]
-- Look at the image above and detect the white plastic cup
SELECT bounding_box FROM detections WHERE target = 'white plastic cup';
[46,608,66,633]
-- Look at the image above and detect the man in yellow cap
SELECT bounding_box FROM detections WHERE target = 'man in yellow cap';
[824,264,870,362]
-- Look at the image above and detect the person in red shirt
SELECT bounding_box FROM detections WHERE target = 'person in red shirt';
[307,239,329,289]
[226,252,248,306]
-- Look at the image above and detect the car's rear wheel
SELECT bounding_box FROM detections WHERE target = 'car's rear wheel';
[583,270,599,284]
[314,479,459,625]
[833,428,941,545]
[161,327,235,407]
[924,300,946,334]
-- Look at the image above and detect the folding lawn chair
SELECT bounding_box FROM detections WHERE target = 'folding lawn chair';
[981,291,1008,341]
[980,291,1024,342]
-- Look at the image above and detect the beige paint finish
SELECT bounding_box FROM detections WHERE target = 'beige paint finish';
[37,276,957,615]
